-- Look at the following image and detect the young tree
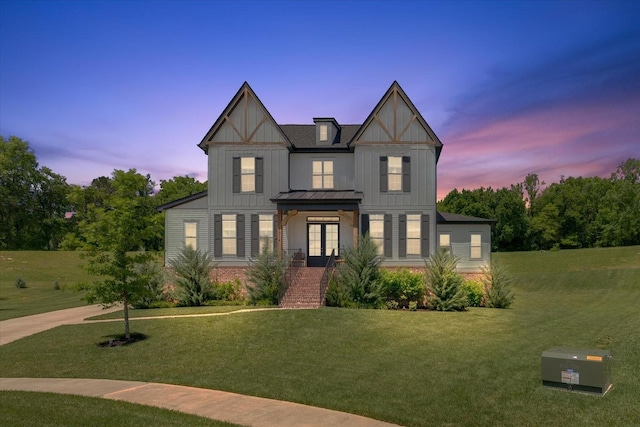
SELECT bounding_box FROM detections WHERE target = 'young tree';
[425,249,467,311]
[77,169,158,339]
[246,238,287,305]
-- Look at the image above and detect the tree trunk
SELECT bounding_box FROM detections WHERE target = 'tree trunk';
[123,297,130,340]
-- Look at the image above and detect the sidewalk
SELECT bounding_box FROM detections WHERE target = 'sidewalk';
[0,304,121,346]
[0,378,400,427]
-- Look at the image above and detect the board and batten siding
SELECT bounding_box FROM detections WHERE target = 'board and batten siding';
[289,152,354,190]
[208,144,288,209]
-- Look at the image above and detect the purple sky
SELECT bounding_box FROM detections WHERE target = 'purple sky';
[1,0,638,200]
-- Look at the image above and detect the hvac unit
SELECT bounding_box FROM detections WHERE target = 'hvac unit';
[541,347,612,395]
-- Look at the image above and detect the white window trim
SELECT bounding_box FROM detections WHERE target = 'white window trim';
[319,124,328,141]
[312,160,334,189]
[259,214,273,247]
[369,214,384,255]
[388,156,402,191]
[470,233,482,259]
[241,157,255,193]
[439,233,451,253]
[406,214,421,256]
[184,221,198,250]
[222,214,236,256]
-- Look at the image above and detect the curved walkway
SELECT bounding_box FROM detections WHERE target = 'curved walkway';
[0,308,400,427]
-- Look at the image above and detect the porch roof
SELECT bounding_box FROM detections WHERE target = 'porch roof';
[270,190,363,211]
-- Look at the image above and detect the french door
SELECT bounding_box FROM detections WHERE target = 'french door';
[307,223,339,267]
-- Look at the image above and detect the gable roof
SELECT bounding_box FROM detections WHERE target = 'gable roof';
[156,191,207,212]
[198,82,292,153]
[351,81,443,160]
[436,211,497,225]
[280,124,360,150]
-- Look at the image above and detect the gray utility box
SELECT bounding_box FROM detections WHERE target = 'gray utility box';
[542,347,612,395]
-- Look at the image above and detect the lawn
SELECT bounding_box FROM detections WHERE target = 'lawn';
[0,391,238,427]
[0,251,162,321]
[1,246,639,426]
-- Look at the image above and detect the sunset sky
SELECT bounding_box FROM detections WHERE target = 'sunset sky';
[1,0,638,200]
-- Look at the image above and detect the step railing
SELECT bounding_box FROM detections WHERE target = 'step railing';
[319,249,337,305]
[279,248,304,305]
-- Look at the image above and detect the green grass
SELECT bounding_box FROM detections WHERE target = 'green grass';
[0,391,238,427]
[0,251,92,320]
[1,246,639,426]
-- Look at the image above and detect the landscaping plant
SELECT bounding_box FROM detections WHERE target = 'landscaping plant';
[424,249,468,311]
[481,260,515,308]
[462,278,484,307]
[246,238,287,305]
[331,233,384,308]
[169,246,216,306]
[379,268,424,308]
[132,259,166,309]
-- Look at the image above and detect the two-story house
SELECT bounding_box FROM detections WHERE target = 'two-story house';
[160,81,493,281]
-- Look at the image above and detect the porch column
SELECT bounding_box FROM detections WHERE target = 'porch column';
[353,209,359,249]
[277,209,283,258]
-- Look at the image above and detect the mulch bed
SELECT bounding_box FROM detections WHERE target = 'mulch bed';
[97,333,147,347]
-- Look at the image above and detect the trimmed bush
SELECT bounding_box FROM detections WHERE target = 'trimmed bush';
[169,246,216,306]
[210,279,244,302]
[380,268,424,308]
[425,250,468,311]
[462,279,484,307]
[482,261,516,308]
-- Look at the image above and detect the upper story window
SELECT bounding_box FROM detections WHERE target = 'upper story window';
[312,160,334,189]
[319,124,328,142]
[184,222,197,250]
[388,157,402,191]
[233,157,263,194]
[380,156,410,193]
[470,233,482,259]
[241,157,255,192]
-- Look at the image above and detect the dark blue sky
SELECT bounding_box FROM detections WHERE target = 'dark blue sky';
[1,0,638,199]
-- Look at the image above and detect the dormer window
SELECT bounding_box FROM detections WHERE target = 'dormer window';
[319,124,328,142]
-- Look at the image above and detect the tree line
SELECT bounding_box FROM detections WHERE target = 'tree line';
[438,159,640,251]
[1,136,206,251]
[2,135,638,252]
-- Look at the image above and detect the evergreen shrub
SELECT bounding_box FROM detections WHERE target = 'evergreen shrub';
[425,250,468,311]
[169,246,215,306]
[481,261,516,308]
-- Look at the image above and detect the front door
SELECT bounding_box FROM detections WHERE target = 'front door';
[307,223,339,267]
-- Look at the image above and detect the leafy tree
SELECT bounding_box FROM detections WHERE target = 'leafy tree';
[425,249,467,311]
[332,233,384,308]
[169,246,215,306]
[523,173,545,216]
[246,238,287,305]
[0,136,71,249]
[77,169,159,339]
[154,175,207,207]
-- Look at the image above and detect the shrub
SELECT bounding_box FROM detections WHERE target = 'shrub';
[53,279,61,290]
[325,273,355,308]
[462,279,484,307]
[132,260,166,309]
[332,233,384,308]
[408,301,418,311]
[425,250,468,311]
[210,279,244,302]
[380,268,424,308]
[246,238,287,305]
[15,277,26,288]
[481,261,516,308]
[169,246,216,306]
[385,300,399,310]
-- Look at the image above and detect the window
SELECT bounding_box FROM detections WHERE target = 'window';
[319,124,328,141]
[388,157,402,191]
[470,233,482,259]
[184,222,197,250]
[222,215,236,255]
[406,214,421,255]
[369,214,384,255]
[312,160,334,189]
[241,157,255,192]
[259,214,273,246]
[439,233,451,253]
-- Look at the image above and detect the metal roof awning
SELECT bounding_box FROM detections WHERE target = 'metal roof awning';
[270,190,363,211]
